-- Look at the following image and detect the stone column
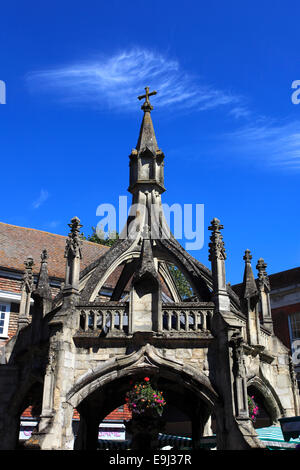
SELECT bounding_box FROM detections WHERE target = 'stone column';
[26,218,83,450]
[229,332,249,419]
[256,258,273,333]
[31,249,52,344]
[129,227,161,334]
[208,218,230,313]
[208,220,263,449]
[63,216,82,295]
[242,250,260,346]
[17,257,34,332]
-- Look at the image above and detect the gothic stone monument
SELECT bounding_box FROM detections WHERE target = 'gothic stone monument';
[0,89,299,450]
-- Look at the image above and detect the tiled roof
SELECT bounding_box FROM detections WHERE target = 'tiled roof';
[0,222,109,280]
[232,266,300,297]
[0,222,177,299]
[267,267,300,290]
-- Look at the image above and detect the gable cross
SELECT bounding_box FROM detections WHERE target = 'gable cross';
[138,86,157,111]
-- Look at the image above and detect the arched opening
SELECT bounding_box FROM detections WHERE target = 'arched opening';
[247,381,280,428]
[164,263,195,301]
[72,370,215,450]
[17,381,43,449]
[79,235,213,304]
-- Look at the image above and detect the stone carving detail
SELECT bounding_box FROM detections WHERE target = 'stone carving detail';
[21,256,35,293]
[229,331,249,418]
[1,90,299,453]
[256,258,270,292]
[230,332,245,377]
[64,217,83,260]
[208,218,226,261]
[289,355,298,389]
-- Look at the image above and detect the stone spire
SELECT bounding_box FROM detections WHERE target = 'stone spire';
[129,225,161,334]
[242,249,258,301]
[256,257,273,333]
[32,249,52,318]
[136,87,159,154]
[256,258,270,292]
[50,217,83,327]
[241,250,260,345]
[31,250,53,342]
[208,218,226,263]
[132,225,159,288]
[34,249,52,300]
[63,216,83,293]
[18,256,35,331]
[128,87,165,196]
[208,218,230,312]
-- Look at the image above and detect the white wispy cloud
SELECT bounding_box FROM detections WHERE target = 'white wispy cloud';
[47,220,60,228]
[229,106,252,119]
[32,189,49,209]
[224,119,300,170]
[26,48,244,114]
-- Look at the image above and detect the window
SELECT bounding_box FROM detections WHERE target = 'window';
[289,313,300,340]
[289,312,300,368]
[0,303,10,337]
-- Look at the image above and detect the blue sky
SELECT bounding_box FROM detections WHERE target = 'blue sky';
[1,0,300,284]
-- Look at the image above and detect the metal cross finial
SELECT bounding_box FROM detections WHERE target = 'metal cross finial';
[138,86,157,111]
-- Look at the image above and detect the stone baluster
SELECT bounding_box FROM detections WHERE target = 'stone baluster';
[168,311,172,330]
[202,311,207,330]
[119,311,124,331]
[185,312,189,331]
[176,311,180,331]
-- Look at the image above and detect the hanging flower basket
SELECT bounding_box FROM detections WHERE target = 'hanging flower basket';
[125,377,166,450]
[248,395,259,422]
[125,377,166,417]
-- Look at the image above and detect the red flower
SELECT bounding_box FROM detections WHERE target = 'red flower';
[144,377,150,382]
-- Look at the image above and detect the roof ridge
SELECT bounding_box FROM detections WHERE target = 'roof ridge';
[0,221,67,238]
[0,221,109,249]
[268,266,300,277]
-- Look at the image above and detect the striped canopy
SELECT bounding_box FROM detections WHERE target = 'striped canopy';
[255,425,300,449]
[97,426,300,450]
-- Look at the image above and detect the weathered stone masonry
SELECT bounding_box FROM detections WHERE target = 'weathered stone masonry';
[0,89,298,450]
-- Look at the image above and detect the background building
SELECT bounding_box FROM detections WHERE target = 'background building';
[232,266,300,391]
[0,221,131,446]
[1,219,300,448]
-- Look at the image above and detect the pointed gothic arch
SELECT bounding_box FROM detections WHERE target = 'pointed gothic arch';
[66,344,219,410]
[65,345,219,450]
[1,87,298,452]
[247,375,284,425]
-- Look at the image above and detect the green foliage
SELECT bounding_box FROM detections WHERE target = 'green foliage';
[167,263,193,299]
[80,230,193,300]
[248,396,259,422]
[125,377,166,417]
[80,226,119,247]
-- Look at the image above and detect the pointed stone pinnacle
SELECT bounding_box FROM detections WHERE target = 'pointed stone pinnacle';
[208,218,224,232]
[243,249,252,263]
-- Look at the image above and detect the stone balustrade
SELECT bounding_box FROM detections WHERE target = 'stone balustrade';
[77,303,128,333]
[76,302,215,336]
[161,303,214,333]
